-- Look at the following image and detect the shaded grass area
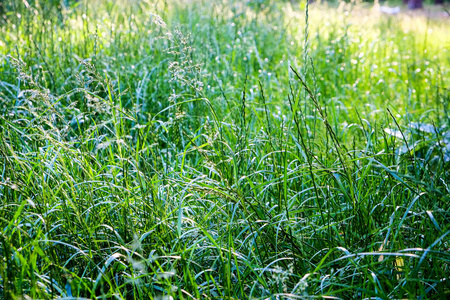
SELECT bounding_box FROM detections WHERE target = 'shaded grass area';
[0,0,449,298]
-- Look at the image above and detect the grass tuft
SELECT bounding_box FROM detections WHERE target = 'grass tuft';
[0,0,449,298]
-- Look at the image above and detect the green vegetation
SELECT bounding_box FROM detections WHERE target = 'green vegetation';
[1,0,449,298]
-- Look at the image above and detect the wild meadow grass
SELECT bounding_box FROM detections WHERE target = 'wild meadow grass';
[0,0,449,298]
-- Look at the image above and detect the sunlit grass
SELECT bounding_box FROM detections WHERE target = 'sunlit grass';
[0,0,449,298]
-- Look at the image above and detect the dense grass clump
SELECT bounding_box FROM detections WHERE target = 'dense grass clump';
[0,0,449,298]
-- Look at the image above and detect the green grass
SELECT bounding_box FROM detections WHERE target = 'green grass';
[0,0,449,298]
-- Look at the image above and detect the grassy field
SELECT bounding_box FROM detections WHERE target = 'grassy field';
[1,0,449,298]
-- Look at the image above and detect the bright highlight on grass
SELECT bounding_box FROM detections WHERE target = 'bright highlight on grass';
[0,0,449,299]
